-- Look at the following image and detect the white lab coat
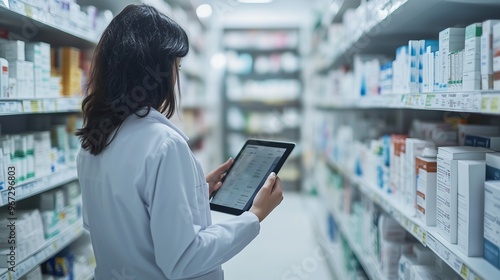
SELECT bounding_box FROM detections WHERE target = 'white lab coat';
[77,108,260,280]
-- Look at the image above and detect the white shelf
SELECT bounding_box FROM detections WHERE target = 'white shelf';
[0,1,98,48]
[77,266,95,280]
[325,159,500,280]
[315,91,500,115]
[316,0,500,71]
[0,221,84,280]
[329,206,384,280]
[0,98,82,116]
[0,168,78,206]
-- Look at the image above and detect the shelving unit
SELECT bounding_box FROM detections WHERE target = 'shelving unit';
[315,0,500,72]
[222,28,303,190]
[307,0,500,279]
[0,168,77,206]
[323,158,500,280]
[0,1,211,279]
[314,91,500,115]
[0,2,97,48]
[0,98,81,115]
[0,221,84,280]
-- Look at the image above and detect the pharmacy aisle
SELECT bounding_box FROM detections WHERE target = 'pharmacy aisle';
[305,0,500,280]
[212,192,332,280]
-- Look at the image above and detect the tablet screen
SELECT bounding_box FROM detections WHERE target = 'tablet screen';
[211,144,287,210]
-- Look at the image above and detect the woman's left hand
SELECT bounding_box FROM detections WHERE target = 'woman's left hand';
[206,158,233,197]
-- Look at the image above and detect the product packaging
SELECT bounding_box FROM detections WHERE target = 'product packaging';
[457,160,485,256]
[436,146,492,244]
[484,181,500,269]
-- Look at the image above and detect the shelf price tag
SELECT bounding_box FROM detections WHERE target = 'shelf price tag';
[421,231,426,245]
[459,264,469,279]
[413,224,419,236]
[491,96,499,113]
[425,94,436,107]
[24,3,32,17]
[448,93,459,110]
[474,275,482,280]
[482,96,490,112]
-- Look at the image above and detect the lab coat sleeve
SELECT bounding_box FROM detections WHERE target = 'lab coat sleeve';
[147,138,260,279]
[76,153,90,231]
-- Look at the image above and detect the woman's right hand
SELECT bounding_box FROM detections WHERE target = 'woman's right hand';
[249,172,283,222]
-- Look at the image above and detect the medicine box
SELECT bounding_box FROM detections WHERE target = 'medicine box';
[419,40,438,93]
[0,58,7,98]
[484,181,500,269]
[0,39,25,61]
[398,254,417,280]
[26,42,51,97]
[457,160,485,256]
[464,134,500,150]
[404,139,434,214]
[458,124,500,146]
[486,153,500,180]
[436,146,492,244]
[410,266,440,280]
[416,155,437,226]
[390,135,407,196]
[439,28,465,90]
[39,190,65,212]
[493,23,500,89]
[481,20,500,89]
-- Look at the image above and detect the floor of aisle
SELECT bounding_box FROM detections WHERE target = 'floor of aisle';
[211,192,334,280]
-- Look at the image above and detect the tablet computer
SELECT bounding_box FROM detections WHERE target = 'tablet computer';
[209,139,295,215]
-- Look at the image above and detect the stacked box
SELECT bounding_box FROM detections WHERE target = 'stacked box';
[463,23,482,91]
[26,42,51,97]
[0,39,34,98]
[486,153,500,180]
[408,40,420,93]
[434,51,441,91]
[493,23,500,90]
[419,40,438,93]
[60,47,82,96]
[404,139,434,215]
[436,146,492,244]
[0,39,25,61]
[464,134,500,150]
[448,50,464,91]
[0,58,7,97]
[380,62,393,94]
[34,131,52,178]
[393,46,409,93]
[484,181,500,269]
[438,28,465,91]
[457,160,485,256]
[389,135,407,196]
[458,124,500,146]
[481,20,500,90]
[416,148,438,226]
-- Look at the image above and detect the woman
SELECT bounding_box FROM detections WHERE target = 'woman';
[76,4,283,280]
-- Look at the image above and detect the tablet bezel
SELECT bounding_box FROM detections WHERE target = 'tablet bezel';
[209,139,295,215]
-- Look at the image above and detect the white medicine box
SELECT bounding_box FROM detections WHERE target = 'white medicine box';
[416,155,437,226]
[484,181,500,269]
[457,160,485,257]
[436,146,492,244]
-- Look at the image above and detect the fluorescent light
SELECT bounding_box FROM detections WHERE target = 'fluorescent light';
[238,0,274,3]
[211,53,226,69]
[196,4,212,18]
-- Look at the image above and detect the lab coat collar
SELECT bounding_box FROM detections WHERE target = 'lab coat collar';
[137,107,189,141]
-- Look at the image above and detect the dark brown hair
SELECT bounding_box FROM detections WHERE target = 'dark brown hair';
[76,4,189,155]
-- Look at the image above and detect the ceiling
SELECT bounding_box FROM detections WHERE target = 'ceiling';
[76,0,332,28]
[191,0,331,28]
